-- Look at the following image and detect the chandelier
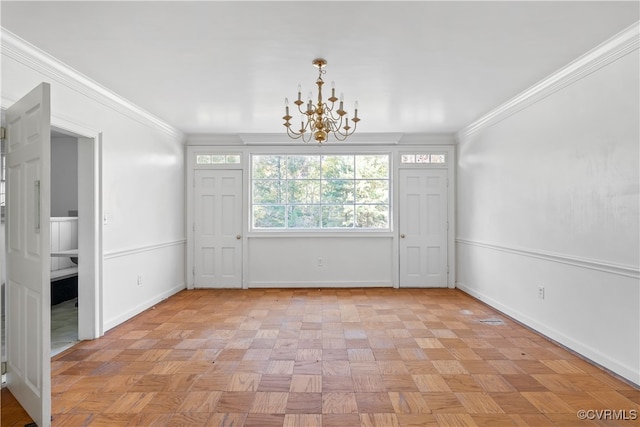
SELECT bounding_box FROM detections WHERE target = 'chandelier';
[282,58,360,144]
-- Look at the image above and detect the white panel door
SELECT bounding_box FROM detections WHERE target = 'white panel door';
[194,169,242,288]
[6,83,52,426]
[399,168,448,287]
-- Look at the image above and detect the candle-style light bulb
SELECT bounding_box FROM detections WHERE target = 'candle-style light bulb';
[331,81,336,98]
[297,85,302,101]
[284,97,289,115]
[354,101,358,118]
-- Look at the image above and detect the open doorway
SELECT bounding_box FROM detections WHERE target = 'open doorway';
[0,83,102,425]
[50,131,79,355]
[49,126,102,351]
[0,124,101,361]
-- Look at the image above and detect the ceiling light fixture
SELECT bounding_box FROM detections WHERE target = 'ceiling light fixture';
[283,58,360,145]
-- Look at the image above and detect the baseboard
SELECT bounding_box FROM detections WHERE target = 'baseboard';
[247,280,392,289]
[103,283,185,332]
[456,281,640,387]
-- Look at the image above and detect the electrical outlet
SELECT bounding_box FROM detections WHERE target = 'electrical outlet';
[137,275,143,286]
[538,286,545,299]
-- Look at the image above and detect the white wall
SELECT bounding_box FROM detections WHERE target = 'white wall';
[51,135,78,217]
[248,235,394,288]
[1,29,186,333]
[456,28,639,384]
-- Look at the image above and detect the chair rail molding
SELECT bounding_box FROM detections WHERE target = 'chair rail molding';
[104,239,187,260]
[456,238,640,279]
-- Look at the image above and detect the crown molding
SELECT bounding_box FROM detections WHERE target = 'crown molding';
[238,132,404,145]
[1,27,184,141]
[186,133,244,146]
[457,21,640,141]
[186,132,457,146]
[398,133,456,145]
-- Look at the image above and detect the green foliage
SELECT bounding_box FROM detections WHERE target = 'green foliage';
[287,155,320,179]
[253,155,284,179]
[252,154,389,229]
[253,205,285,228]
[288,205,321,228]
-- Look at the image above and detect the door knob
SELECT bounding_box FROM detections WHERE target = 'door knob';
[236,235,242,240]
[400,234,406,238]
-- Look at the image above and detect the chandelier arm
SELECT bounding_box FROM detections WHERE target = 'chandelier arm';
[283,58,360,144]
[285,127,303,140]
[286,126,314,143]
[324,107,345,122]
[332,118,358,139]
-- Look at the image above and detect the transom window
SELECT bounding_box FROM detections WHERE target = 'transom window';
[196,154,241,165]
[252,154,390,229]
[400,153,446,164]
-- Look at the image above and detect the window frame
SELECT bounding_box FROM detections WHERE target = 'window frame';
[250,152,392,232]
[399,152,448,166]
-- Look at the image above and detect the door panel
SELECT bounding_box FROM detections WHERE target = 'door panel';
[399,168,448,287]
[194,169,242,288]
[6,83,52,427]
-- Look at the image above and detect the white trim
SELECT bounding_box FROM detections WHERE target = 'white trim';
[398,133,456,145]
[187,132,456,147]
[456,238,639,279]
[103,283,185,332]
[247,232,395,238]
[456,281,640,387]
[1,27,184,140]
[457,21,640,140]
[187,134,244,146]
[239,132,403,145]
[104,239,186,260]
[248,280,392,289]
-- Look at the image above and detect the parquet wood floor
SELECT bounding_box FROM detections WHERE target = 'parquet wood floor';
[2,288,638,426]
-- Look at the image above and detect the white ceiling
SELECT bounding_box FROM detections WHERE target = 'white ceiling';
[1,1,638,135]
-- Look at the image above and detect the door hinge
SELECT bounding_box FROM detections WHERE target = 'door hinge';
[1,361,6,375]
[0,127,6,140]
[192,266,195,277]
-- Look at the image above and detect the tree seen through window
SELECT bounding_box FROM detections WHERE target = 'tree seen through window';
[252,154,389,229]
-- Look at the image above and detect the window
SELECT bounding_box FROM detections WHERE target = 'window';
[252,154,390,229]
[196,154,241,165]
[400,153,446,164]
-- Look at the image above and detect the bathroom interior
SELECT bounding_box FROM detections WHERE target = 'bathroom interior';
[49,131,81,356]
